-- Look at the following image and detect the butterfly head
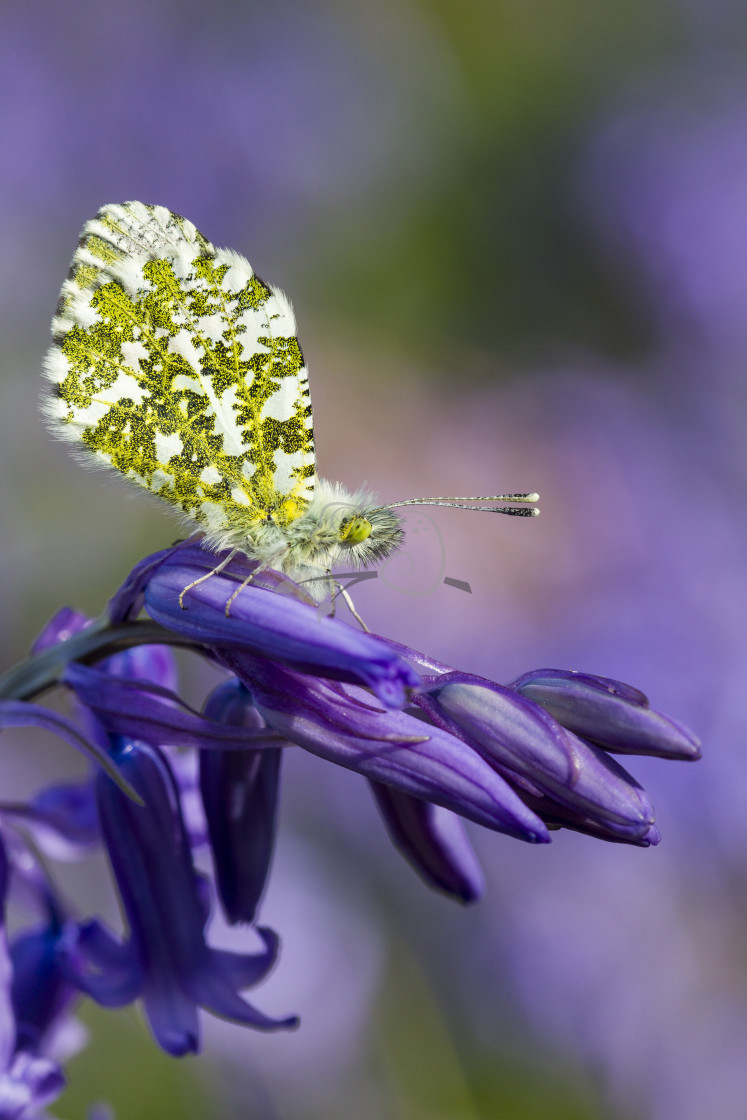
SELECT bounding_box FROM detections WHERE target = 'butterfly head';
[269,479,539,585]
[262,480,404,584]
[338,514,373,544]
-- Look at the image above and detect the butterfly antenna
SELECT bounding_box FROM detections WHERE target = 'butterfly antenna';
[381,493,540,517]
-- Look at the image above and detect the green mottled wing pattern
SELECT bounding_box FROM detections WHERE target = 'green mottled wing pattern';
[43,201,316,541]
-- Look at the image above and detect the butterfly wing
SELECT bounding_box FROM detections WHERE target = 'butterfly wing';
[43,202,316,545]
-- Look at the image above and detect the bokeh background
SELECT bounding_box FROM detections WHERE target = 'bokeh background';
[1,0,745,1117]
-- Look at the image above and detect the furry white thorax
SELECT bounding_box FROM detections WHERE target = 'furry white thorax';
[199,477,405,596]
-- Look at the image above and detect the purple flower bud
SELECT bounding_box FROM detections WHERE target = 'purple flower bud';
[419,674,656,843]
[141,548,420,708]
[220,651,550,844]
[200,680,285,925]
[514,789,663,847]
[106,544,182,624]
[369,782,485,903]
[30,607,91,655]
[510,669,701,759]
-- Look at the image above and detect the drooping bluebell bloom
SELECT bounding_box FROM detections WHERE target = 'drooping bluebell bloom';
[87,734,296,1056]
[0,541,702,1088]
[199,679,284,925]
[0,832,85,1119]
[49,632,296,1055]
[369,781,485,903]
[415,671,661,846]
[112,544,421,708]
[510,668,701,759]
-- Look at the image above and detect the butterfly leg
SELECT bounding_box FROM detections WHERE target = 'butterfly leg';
[336,583,370,632]
[224,569,264,616]
[178,549,240,609]
[297,572,370,632]
[223,547,291,616]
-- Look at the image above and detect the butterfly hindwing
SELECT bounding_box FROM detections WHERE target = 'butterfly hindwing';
[43,202,316,539]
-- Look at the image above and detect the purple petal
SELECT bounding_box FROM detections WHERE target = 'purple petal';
[0,700,141,801]
[200,680,284,924]
[10,924,78,1054]
[186,930,298,1033]
[142,979,201,1057]
[0,781,100,856]
[0,1052,66,1119]
[96,737,293,1054]
[188,974,298,1033]
[511,668,701,759]
[369,782,485,903]
[0,837,14,1070]
[143,555,420,707]
[210,928,280,989]
[30,608,91,656]
[106,544,187,624]
[423,677,656,839]
[221,652,549,844]
[63,664,281,752]
[512,785,663,847]
[101,643,179,693]
[60,920,141,1008]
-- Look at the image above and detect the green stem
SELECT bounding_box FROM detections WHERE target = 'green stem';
[0,618,200,702]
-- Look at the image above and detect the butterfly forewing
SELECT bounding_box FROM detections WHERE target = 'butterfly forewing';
[43,202,316,539]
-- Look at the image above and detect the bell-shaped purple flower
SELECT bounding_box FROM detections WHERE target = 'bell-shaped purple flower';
[0,836,82,1119]
[0,780,99,858]
[128,545,420,708]
[199,680,284,925]
[93,735,296,1056]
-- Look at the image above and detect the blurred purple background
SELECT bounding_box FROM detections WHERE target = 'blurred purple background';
[1,1,746,1117]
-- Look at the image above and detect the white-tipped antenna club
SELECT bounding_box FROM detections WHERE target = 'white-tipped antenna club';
[382,492,540,517]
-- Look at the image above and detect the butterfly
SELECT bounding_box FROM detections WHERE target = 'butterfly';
[43,202,537,597]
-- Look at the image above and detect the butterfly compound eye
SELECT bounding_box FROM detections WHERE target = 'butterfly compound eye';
[338,515,373,544]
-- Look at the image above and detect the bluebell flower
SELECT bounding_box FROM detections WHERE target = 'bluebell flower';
[54,633,296,1056]
[415,671,662,846]
[510,668,701,760]
[0,834,84,1119]
[0,780,99,858]
[369,781,485,903]
[199,679,284,925]
[111,544,421,708]
[82,734,296,1056]
[0,541,702,1087]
